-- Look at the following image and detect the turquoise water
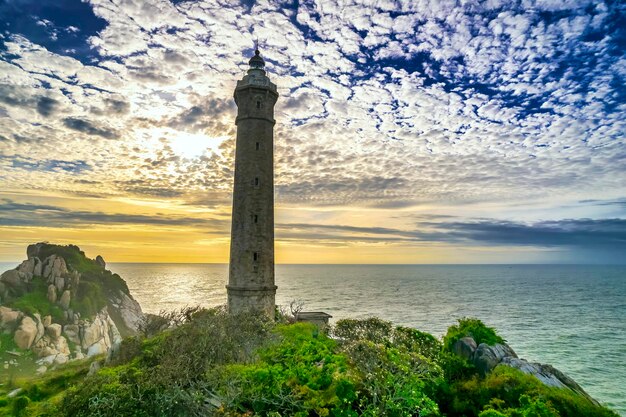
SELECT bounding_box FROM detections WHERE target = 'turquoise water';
[2,262,624,414]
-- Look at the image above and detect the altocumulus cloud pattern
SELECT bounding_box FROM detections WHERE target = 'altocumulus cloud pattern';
[0,0,625,261]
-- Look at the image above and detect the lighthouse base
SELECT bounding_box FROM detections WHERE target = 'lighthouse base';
[227,285,277,318]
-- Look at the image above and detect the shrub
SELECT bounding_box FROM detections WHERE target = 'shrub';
[211,323,359,417]
[443,318,505,352]
[333,317,394,345]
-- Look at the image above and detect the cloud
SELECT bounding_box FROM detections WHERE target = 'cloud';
[277,218,626,249]
[62,117,120,139]
[0,199,226,229]
[0,84,62,117]
[0,0,623,263]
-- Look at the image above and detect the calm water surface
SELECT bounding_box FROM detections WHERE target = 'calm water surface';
[2,262,624,414]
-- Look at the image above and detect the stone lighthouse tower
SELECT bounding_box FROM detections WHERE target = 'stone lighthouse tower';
[227,48,279,317]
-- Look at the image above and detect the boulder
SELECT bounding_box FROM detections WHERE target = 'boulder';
[0,306,22,329]
[46,323,62,340]
[95,255,106,269]
[17,258,36,276]
[63,324,81,345]
[59,290,71,310]
[47,284,57,303]
[54,354,69,365]
[54,276,65,294]
[36,365,47,375]
[453,336,477,361]
[81,312,107,349]
[32,334,70,358]
[14,316,38,349]
[43,255,67,282]
[42,315,52,328]
[473,343,517,375]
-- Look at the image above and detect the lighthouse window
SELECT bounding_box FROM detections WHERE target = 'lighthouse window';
[256,142,260,150]
[254,214,258,223]
[255,177,259,186]
[256,101,261,109]
[253,252,259,261]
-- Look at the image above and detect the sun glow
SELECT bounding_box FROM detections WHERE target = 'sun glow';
[169,132,227,159]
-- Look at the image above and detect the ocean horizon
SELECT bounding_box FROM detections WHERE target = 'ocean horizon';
[1,262,624,415]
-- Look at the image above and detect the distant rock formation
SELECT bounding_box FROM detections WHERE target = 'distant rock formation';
[452,336,598,404]
[0,243,144,374]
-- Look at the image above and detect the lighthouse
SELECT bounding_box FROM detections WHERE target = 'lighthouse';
[227,48,279,317]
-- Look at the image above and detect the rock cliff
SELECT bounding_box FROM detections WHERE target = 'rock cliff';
[452,335,598,404]
[0,243,143,374]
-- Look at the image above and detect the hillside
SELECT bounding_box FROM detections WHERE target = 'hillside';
[1,311,619,416]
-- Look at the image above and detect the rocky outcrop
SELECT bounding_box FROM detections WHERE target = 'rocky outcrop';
[452,336,597,403]
[1,243,144,374]
[80,309,122,357]
[473,342,518,375]
[108,290,143,336]
[500,357,597,403]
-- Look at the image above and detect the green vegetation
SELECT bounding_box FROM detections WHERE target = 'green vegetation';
[34,244,100,276]
[442,317,505,352]
[0,358,94,417]
[0,312,617,417]
[6,277,65,322]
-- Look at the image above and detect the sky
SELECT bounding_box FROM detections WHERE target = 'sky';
[0,0,624,264]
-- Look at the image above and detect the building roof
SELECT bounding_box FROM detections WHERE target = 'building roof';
[296,311,333,319]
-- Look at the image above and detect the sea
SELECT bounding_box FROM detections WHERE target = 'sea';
[1,262,624,415]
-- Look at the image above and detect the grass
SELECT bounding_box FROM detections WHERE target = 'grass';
[0,357,95,417]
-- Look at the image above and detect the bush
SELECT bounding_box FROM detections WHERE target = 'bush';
[211,323,359,417]
[443,318,505,352]
[333,317,394,345]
